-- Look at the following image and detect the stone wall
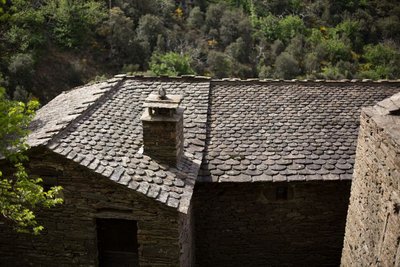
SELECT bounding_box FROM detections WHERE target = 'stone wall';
[341,96,400,266]
[0,148,182,267]
[179,205,194,267]
[142,109,184,167]
[193,181,351,266]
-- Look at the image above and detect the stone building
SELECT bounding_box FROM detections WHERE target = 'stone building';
[0,76,399,266]
[341,92,400,266]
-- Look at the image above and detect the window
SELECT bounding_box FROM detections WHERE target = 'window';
[97,219,139,267]
[276,185,288,200]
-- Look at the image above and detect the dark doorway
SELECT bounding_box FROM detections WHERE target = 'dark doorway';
[97,218,139,267]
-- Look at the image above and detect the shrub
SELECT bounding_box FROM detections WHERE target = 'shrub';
[149,52,195,76]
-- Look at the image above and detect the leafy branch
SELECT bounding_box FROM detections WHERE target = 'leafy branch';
[0,87,63,234]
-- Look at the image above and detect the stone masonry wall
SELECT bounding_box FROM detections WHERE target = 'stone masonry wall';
[341,103,400,266]
[0,148,182,267]
[142,111,184,167]
[193,181,351,266]
[179,205,194,267]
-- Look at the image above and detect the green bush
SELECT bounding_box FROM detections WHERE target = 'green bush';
[277,15,305,43]
[149,52,195,76]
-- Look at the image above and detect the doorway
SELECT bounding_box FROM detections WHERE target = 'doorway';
[97,218,139,267]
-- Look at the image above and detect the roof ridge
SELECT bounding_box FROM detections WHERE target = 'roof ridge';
[116,73,212,81]
[211,78,400,84]
[114,74,400,84]
[112,73,400,84]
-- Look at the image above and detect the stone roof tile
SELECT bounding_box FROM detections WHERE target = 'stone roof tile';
[28,77,400,212]
[27,81,118,147]
[199,81,400,182]
[44,77,210,213]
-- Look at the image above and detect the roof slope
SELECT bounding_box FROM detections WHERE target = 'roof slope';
[28,79,120,147]
[198,81,400,182]
[30,76,210,213]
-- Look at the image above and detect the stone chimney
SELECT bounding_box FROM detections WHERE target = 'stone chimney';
[140,87,184,166]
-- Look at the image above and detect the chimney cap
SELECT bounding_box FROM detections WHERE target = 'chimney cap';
[143,94,183,109]
[158,87,167,99]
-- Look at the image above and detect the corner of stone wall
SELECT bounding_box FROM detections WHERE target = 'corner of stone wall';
[179,204,194,267]
[341,92,400,266]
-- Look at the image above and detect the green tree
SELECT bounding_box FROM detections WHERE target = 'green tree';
[285,34,305,62]
[45,0,107,48]
[254,14,280,42]
[274,52,300,79]
[3,0,46,52]
[149,52,195,76]
[225,37,249,63]
[99,7,140,66]
[187,6,204,29]
[219,9,245,46]
[0,0,6,13]
[334,19,363,51]
[0,88,62,234]
[8,53,35,91]
[360,43,400,79]
[205,3,226,31]
[304,52,321,75]
[207,50,232,78]
[277,15,305,44]
[136,14,166,63]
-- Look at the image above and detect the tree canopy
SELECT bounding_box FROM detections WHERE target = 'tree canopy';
[1,0,400,104]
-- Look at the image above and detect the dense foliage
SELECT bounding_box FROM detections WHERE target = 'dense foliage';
[0,87,63,234]
[1,0,400,102]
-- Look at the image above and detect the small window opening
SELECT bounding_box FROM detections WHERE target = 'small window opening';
[276,186,288,200]
[41,176,58,192]
[97,218,139,267]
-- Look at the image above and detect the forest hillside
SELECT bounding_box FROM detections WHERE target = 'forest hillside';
[1,0,399,103]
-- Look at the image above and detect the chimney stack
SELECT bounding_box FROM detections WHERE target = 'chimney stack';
[140,88,184,166]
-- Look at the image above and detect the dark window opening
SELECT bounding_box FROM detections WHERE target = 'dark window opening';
[276,186,288,200]
[41,176,58,192]
[97,218,139,267]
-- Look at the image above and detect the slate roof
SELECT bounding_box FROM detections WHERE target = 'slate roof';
[198,80,400,182]
[29,76,210,213]
[27,79,119,147]
[28,76,400,212]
